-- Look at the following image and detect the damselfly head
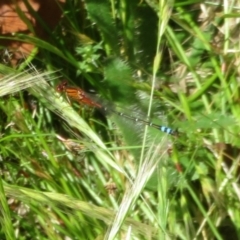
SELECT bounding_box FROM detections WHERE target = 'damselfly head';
[56,81,68,92]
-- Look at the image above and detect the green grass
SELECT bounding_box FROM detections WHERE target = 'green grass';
[1,0,240,239]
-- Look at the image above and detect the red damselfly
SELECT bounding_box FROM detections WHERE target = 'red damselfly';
[57,81,176,135]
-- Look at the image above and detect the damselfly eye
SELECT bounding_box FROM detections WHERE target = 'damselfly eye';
[56,81,68,92]
[56,86,62,92]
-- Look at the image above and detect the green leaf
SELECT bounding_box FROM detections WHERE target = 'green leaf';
[103,57,136,103]
[85,0,119,54]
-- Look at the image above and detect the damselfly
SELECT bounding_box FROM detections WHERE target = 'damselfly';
[57,81,176,135]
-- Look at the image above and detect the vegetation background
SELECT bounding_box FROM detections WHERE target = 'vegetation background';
[0,0,240,239]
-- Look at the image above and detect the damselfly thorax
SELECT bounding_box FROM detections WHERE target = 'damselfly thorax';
[57,81,101,108]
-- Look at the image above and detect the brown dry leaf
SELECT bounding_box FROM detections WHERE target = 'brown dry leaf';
[0,0,66,65]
